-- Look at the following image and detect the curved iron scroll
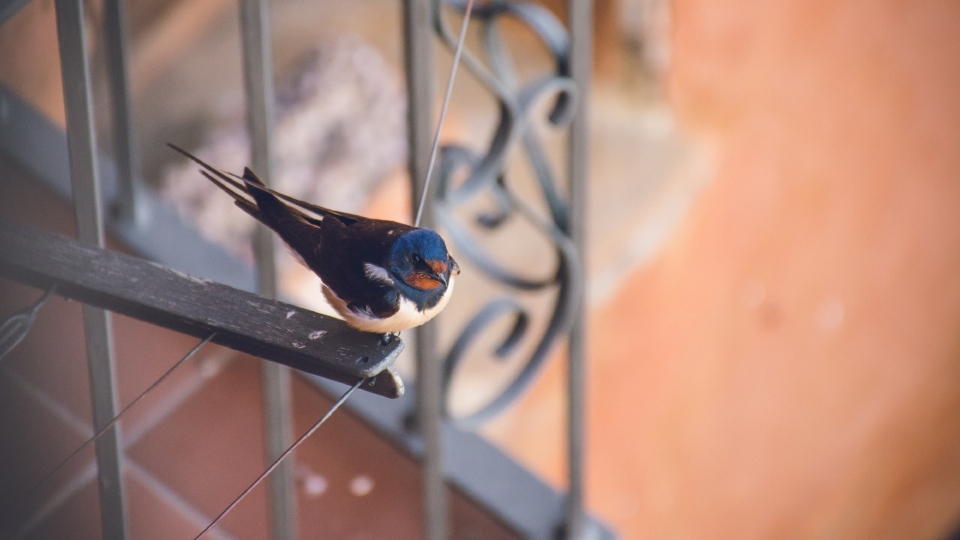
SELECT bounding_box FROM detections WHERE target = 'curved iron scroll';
[431,0,583,430]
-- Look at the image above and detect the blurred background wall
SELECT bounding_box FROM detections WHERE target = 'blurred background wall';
[491,0,960,538]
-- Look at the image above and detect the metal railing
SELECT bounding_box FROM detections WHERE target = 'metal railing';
[408,0,594,537]
[0,0,610,538]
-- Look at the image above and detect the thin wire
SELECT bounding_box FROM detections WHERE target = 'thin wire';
[414,0,476,227]
[0,286,57,362]
[21,333,216,502]
[194,377,365,540]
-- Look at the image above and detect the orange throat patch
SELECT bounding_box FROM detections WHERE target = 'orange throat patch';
[403,272,443,290]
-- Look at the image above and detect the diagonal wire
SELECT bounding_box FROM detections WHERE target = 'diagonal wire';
[19,332,216,503]
[194,377,365,540]
[0,286,57,362]
[414,0,476,227]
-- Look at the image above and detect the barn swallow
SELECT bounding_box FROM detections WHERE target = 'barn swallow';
[168,144,459,335]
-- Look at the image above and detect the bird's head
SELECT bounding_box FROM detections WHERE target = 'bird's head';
[388,229,459,304]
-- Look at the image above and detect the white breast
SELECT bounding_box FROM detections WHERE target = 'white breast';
[322,276,455,334]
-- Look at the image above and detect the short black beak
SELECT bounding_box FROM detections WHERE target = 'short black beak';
[433,272,447,287]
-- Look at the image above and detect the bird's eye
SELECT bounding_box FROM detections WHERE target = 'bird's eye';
[411,253,422,264]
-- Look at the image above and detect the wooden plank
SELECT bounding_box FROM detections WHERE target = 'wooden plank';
[0,219,405,398]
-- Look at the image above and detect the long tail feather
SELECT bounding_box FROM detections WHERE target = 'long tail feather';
[168,144,247,193]
[169,143,326,262]
[197,170,264,221]
[168,143,271,224]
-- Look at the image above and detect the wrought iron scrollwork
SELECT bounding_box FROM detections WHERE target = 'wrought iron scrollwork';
[431,0,583,430]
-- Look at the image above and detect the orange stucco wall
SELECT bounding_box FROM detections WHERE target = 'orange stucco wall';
[589,0,960,537]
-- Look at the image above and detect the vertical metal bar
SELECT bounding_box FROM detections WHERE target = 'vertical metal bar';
[259,365,296,540]
[403,1,446,539]
[238,1,296,539]
[565,0,592,538]
[102,0,144,226]
[53,1,128,539]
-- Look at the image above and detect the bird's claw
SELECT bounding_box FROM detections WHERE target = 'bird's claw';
[379,332,400,346]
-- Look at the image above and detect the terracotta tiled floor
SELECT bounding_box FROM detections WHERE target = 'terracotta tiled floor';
[0,360,90,515]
